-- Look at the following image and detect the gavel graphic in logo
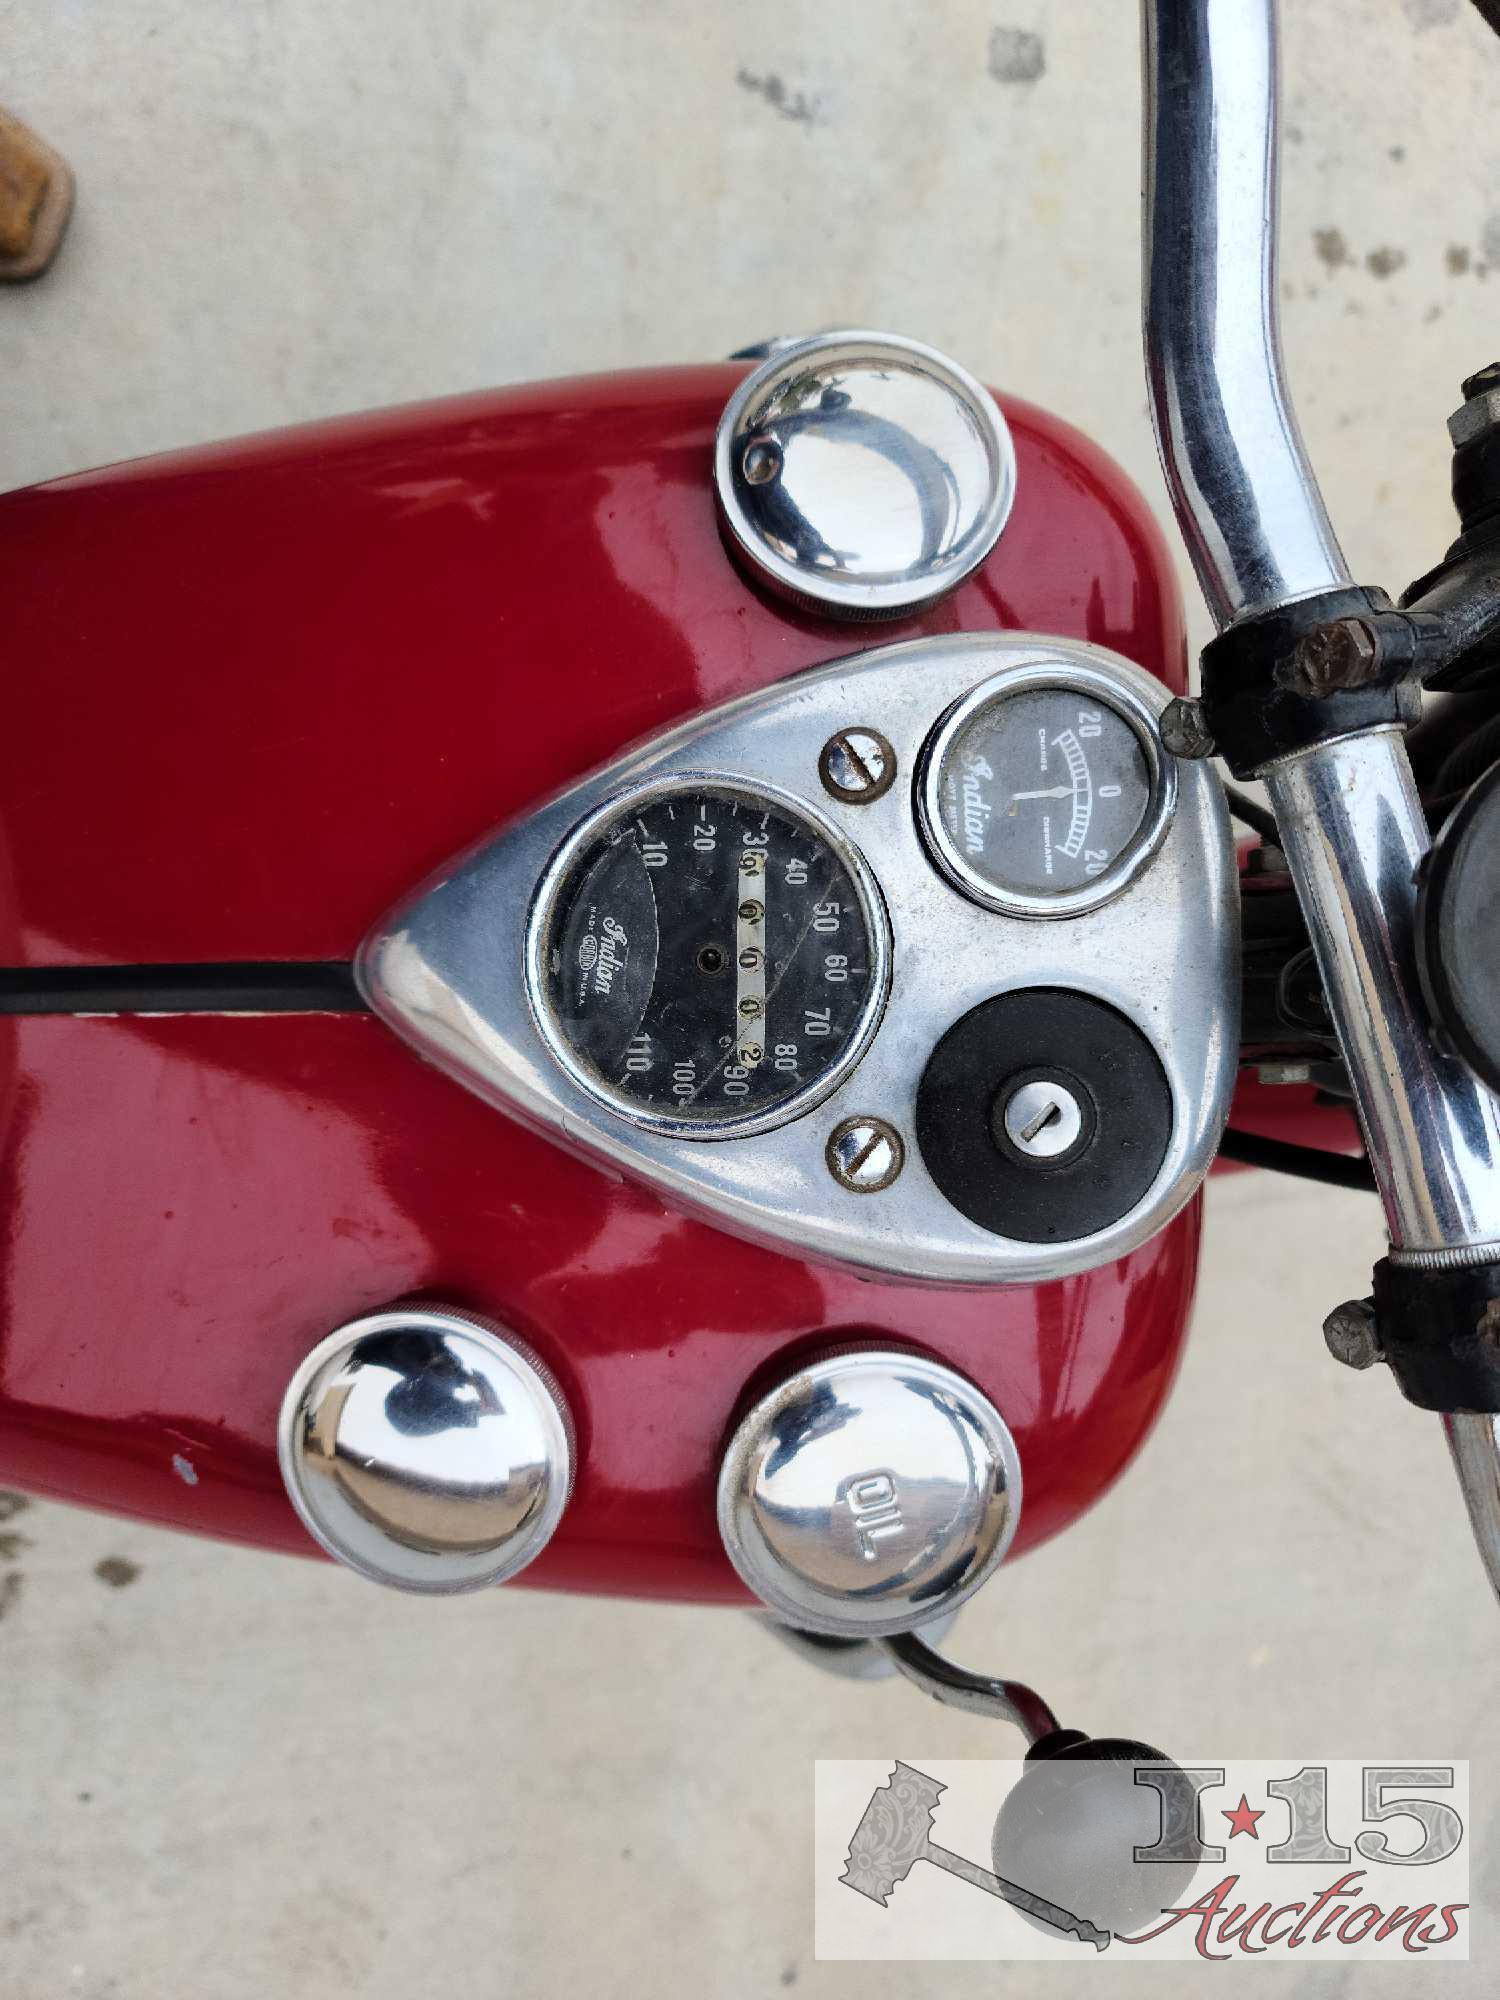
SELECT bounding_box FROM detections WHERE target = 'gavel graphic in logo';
[842,1762,1112,1951]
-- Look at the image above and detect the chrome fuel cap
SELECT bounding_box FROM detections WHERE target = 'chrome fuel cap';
[714,330,1016,619]
[278,1307,574,1595]
[716,1349,1021,1638]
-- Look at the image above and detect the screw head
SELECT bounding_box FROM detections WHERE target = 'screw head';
[819,728,897,803]
[1322,1297,1384,1371]
[1158,697,1215,761]
[1461,362,1500,402]
[826,1116,905,1193]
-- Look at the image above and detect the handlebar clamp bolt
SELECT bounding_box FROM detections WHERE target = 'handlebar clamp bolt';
[1282,617,1381,698]
[1323,1297,1384,1372]
[1159,696,1215,760]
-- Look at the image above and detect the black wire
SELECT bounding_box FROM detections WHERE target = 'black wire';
[1223,785,1280,846]
[1218,1126,1376,1192]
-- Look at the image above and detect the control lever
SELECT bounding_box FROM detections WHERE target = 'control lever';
[863,1631,1198,1939]
[877,1628,1058,1741]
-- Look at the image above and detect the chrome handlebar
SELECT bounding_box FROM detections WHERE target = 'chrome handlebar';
[1141,0,1500,1597]
[1142,0,1350,628]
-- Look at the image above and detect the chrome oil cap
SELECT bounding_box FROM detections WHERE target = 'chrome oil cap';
[278,1306,574,1594]
[714,331,1016,620]
[716,1349,1021,1638]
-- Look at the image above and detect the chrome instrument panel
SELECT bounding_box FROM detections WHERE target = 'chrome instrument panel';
[360,633,1238,1285]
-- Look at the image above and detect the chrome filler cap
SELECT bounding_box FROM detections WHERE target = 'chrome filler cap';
[716,1349,1021,1638]
[714,331,1016,619]
[278,1306,574,1594]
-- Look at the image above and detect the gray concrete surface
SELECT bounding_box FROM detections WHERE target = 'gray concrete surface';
[3,3,1500,1995]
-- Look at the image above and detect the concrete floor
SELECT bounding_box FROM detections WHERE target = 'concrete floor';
[4,3,1500,1994]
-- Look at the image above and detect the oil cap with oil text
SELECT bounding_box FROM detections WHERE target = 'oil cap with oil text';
[716,1348,1021,1637]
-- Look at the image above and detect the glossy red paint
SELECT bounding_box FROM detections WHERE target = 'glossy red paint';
[0,1011,1200,1600]
[0,364,1200,1601]
[0,367,1185,966]
[1224,1073,1362,1157]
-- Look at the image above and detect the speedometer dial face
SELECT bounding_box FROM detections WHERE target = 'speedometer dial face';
[919,671,1170,916]
[536,784,886,1135]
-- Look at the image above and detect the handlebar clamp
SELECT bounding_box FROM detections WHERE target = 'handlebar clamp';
[1370,1256,1500,1414]
[1198,586,1439,780]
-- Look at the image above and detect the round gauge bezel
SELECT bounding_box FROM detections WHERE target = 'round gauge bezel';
[915,660,1177,919]
[525,771,892,1142]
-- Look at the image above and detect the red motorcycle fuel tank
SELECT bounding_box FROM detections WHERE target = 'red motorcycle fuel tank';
[0,360,1203,1603]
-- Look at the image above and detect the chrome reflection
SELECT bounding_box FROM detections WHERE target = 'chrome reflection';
[278,1306,575,1594]
[715,331,1016,618]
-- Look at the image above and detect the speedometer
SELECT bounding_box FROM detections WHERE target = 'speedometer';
[917,662,1175,917]
[530,780,889,1137]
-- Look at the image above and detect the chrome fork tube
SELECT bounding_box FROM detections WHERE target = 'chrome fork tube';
[1262,733,1500,1254]
[1143,0,1500,1593]
[1445,1413,1500,1610]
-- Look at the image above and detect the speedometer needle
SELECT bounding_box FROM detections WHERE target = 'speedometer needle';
[1010,786,1073,801]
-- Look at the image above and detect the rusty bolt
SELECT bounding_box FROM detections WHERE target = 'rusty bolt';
[1159,697,1215,761]
[1284,618,1382,697]
[1323,1298,1384,1372]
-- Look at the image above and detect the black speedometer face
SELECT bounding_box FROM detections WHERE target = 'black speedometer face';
[927,682,1157,908]
[541,786,882,1131]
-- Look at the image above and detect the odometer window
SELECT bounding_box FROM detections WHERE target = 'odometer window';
[537,784,885,1132]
